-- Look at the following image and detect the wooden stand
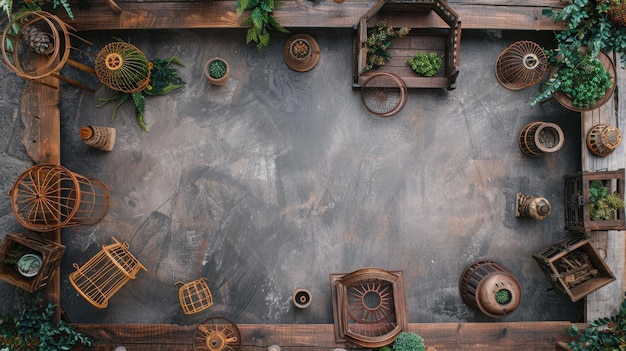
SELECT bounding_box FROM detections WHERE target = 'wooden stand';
[0,232,65,292]
[533,235,615,302]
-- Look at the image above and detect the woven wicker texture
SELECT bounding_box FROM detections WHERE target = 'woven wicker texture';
[607,0,626,27]
[95,41,150,93]
[495,41,547,90]
[177,278,214,315]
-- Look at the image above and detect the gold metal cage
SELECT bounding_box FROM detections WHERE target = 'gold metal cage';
[69,237,146,309]
[10,164,110,232]
[177,278,214,315]
[95,41,150,93]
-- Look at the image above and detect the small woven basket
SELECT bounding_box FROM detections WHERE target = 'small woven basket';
[95,41,151,93]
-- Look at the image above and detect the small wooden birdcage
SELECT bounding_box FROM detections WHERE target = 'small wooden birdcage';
[459,260,521,318]
[0,11,99,92]
[10,164,110,232]
[495,41,547,90]
[69,237,146,309]
[518,122,564,157]
[95,41,150,93]
[586,124,622,157]
[177,278,214,315]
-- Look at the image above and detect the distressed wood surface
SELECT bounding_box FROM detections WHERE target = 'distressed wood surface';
[69,322,577,351]
[54,0,566,31]
[582,52,626,323]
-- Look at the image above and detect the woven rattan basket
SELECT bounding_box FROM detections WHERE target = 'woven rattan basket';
[95,41,150,93]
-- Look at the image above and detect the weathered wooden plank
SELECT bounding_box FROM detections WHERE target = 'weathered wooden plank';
[584,52,626,323]
[70,322,576,351]
[54,1,566,31]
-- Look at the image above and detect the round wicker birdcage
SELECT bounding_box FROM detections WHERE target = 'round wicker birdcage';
[586,123,623,156]
[495,41,547,90]
[95,41,150,93]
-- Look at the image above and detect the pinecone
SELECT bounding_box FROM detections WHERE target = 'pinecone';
[20,25,51,54]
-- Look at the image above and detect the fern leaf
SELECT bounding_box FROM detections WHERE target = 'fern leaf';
[268,15,288,33]
[235,0,248,16]
[1,0,11,17]
[132,92,147,131]
[246,28,258,43]
[110,93,131,121]
[251,7,263,29]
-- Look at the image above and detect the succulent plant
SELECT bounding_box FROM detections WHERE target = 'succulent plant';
[209,59,227,79]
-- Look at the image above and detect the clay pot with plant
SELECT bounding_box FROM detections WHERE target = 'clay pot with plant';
[3,243,41,278]
[204,57,230,86]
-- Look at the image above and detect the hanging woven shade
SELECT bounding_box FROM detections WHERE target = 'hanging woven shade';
[95,41,150,93]
[495,41,547,90]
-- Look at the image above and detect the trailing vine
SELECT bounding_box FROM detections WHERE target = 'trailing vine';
[235,0,288,54]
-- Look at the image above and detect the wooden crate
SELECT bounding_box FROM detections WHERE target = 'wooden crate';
[353,0,461,89]
[563,169,626,232]
[533,235,615,302]
[0,232,66,292]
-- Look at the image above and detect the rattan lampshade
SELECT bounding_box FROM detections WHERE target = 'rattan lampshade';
[495,41,547,90]
[95,41,150,93]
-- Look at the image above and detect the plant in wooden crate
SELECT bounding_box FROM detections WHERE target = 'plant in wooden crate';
[0,294,91,351]
[235,0,289,54]
[97,55,185,131]
[365,20,410,72]
[531,46,614,109]
[390,332,426,351]
[407,52,442,77]
[589,180,626,221]
[566,291,626,351]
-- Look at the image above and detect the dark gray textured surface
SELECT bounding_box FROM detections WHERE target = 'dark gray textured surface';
[1,28,586,325]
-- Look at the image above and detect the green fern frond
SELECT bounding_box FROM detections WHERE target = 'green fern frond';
[132,92,147,131]
[246,28,258,43]
[251,7,263,29]
[268,15,288,33]
[53,0,74,19]
[1,0,11,17]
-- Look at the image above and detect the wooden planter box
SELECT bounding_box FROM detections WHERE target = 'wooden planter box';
[563,169,626,232]
[0,232,66,292]
[353,0,461,90]
[533,235,615,302]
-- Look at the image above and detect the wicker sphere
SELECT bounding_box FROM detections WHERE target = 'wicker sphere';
[95,41,150,93]
[495,41,547,90]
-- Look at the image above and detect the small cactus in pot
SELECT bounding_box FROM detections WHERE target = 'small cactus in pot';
[204,57,230,86]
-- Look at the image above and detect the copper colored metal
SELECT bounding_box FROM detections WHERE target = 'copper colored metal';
[495,41,547,90]
[330,268,408,348]
[459,260,522,318]
[193,317,241,351]
[516,193,551,220]
[283,34,320,72]
[518,122,564,157]
[10,164,110,232]
[586,124,622,157]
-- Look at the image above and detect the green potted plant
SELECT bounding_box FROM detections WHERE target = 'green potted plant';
[235,0,289,54]
[384,332,426,351]
[204,57,230,86]
[566,291,626,350]
[0,294,91,351]
[365,20,410,71]
[407,52,442,77]
[589,180,625,221]
[2,243,40,277]
[531,46,614,109]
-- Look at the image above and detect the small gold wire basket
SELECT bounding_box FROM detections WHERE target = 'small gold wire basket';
[177,278,214,315]
[95,41,150,93]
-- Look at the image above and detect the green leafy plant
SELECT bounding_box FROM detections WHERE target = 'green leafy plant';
[235,0,289,54]
[589,180,625,221]
[365,20,410,71]
[567,291,626,350]
[543,0,626,66]
[531,47,613,108]
[97,56,185,131]
[0,0,73,20]
[392,332,426,351]
[495,289,512,305]
[407,52,442,77]
[209,59,227,79]
[0,294,91,351]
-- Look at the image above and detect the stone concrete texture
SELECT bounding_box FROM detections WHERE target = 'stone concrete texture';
[1,28,588,326]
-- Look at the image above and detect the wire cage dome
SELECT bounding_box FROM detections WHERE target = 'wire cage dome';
[495,41,547,90]
[95,41,151,93]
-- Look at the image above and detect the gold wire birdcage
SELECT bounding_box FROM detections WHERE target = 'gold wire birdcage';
[177,278,214,315]
[10,164,110,232]
[95,41,150,93]
[69,237,146,309]
[495,41,547,90]
[0,11,99,92]
[586,123,623,157]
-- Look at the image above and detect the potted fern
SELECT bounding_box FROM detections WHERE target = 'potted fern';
[204,57,230,85]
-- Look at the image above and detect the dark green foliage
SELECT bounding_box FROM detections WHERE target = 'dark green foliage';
[531,47,613,108]
[1,0,73,20]
[392,332,426,351]
[567,291,626,350]
[589,180,625,221]
[406,52,443,77]
[365,20,410,71]
[209,60,227,79]
[0,294,91,351]
[235,0,288,54]
[97,56,185,131]
[495,289,512,305]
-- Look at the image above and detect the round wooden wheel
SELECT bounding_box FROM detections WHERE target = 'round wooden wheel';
[193,317,241,351]
[361,72,408,117]
[346,279,395,324]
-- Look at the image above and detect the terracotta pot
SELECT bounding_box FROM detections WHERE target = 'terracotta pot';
[204,57,230,86]
[292,289,312,308]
